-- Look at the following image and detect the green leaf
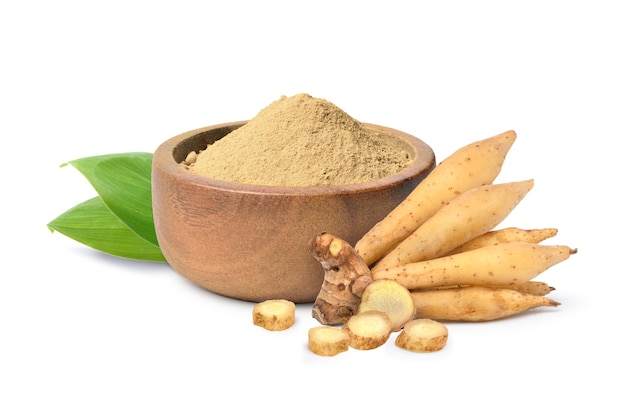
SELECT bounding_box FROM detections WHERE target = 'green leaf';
[48,197,166,262]
[63,152,159,247]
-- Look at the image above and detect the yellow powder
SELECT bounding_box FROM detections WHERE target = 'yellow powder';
[184,93,413,187]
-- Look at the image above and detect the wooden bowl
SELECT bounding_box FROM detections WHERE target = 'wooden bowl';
[152,121,435,303]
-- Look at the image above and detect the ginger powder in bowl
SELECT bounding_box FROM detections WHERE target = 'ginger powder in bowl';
[182,93,414,187]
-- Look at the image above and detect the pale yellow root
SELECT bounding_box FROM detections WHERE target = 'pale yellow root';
[343,310,393,350]
[357,279,416,332]
[412,281,556,296]
[373,242,576,290]
[491,281,555,296]
[444,227,558,255]
[372,180,534,273]
[410,286,561,321]
[252,299,296,331]
[355,130,517,266]
[308,326,351,356]
[395,319,448,352]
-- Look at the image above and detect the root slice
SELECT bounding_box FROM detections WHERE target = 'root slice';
[252,299,296,331]
[395,319,449,353]
[357,279,416,331]
[343,310,392,350]
[308,326,351,356]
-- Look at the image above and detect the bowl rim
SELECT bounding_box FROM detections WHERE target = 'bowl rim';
[153,121,435,197]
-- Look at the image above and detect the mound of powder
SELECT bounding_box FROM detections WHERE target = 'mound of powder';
[183,93,413,187]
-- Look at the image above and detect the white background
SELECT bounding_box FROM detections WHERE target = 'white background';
[2,1,624,398]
